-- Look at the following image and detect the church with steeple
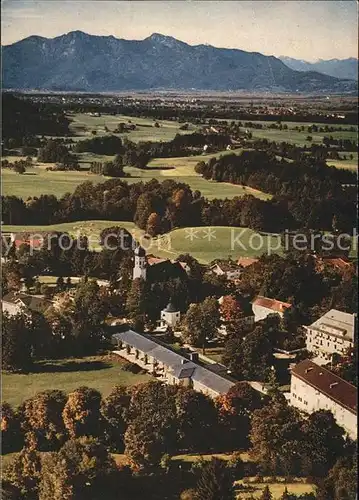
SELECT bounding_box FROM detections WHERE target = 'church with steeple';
[132,244,191,283]
[133,245,147,280]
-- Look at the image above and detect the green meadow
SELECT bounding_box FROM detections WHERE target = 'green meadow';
[2,355,151,408]
[2,222,282,263]
[2,148,270,201]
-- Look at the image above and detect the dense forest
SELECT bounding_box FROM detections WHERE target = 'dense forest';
[195,150,357,232]
[2,94,71,149]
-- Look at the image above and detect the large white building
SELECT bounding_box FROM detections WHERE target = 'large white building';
[304,309,356,362]
[290,359,357,440]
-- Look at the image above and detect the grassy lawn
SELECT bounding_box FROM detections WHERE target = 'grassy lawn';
[200,346,224,363]
[235,479,315,499]
[2,167,105,199]
[2,222,282,262]
[1,220,141,251]
[154,226,283,263]
[2,354,152,407]
[2,147,269,201]
[247,127,357,146]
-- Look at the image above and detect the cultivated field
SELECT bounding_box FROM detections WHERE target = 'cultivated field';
[68,112,200,142]
[2,354,151,407]
[231,119,358,147]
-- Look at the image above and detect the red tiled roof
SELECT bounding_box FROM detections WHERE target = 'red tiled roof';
[14,238,43,248]
[146,254,188,270]
[253,296,292,313]
[324,258,351,271]
[147,256,167,266]
[291,359,357,415]
[237,257,259,268]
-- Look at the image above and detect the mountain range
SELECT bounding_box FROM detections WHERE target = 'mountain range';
[279,56,358,81]
[2,31,357,93]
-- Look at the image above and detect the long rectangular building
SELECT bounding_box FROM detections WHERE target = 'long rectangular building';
[290,359,357,440]
[112,329,235,399]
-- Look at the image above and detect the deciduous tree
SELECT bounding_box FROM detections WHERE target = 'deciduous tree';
[2,448,42,500]
[182,297,220,354]
[101,385,131,452]
[62,387,102,439]
[38,437,119,500]
[21,390,67,451]
[1,312,33,372]
[1,402,22,453]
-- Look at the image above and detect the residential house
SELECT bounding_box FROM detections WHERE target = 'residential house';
[304,309,356,362]
[2,291,53,316]
[290,359,357,440]
[210,261,242,282]
[112,329,235,399]
[252,296,292,322]
[314,256,352,274]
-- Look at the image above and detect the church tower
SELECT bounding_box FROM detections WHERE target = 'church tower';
[133,245,147,281]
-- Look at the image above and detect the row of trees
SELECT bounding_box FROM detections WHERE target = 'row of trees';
[2,436,131,500]
[1,381,262,464]
[74,132,230,162]
[2,157,32,174]
[38,139,78,168]
[2,382,356,498]
[90,154,126,177]
[4,177,356,237]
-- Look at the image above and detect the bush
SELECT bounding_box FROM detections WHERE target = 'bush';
[180,489,197,500]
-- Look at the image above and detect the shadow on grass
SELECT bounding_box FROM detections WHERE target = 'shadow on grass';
[33,360,111,373]
[145,166,174,171]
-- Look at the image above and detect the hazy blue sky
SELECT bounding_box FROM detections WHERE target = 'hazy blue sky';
[1,0,358,61]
